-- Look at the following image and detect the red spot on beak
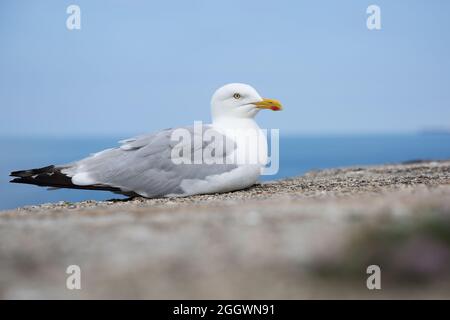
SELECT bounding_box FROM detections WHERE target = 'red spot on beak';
[271,106,280,111]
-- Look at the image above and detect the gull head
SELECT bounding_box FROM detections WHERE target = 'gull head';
[211,83,282,121]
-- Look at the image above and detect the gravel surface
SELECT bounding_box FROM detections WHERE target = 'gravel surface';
[1,161,450,299]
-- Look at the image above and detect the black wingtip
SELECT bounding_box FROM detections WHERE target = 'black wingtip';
[8,165,126,193]
[10,165,55,178]
[9,171,26,177]
[9,171,22,177]
[10,171,21,177]
[9,177,25,183]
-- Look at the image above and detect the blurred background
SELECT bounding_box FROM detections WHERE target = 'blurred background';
[1,0,450,209]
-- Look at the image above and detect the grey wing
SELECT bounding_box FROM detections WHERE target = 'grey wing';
[61,126,238,197]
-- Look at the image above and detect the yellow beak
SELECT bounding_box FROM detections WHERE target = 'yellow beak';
[253,98,283,111]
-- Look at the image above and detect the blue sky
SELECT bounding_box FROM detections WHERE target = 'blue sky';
[1,0,449,136]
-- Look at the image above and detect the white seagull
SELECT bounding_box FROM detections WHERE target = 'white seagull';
[10,83,283,198]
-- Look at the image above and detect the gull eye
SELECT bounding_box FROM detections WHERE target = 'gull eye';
[233,93,241,99]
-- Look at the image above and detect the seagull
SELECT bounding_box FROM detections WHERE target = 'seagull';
[10,83,283,198]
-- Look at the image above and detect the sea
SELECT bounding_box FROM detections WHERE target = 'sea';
[1,133,450,210]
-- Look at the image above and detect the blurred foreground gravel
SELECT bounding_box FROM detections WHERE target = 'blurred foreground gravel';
[1,161,450,299]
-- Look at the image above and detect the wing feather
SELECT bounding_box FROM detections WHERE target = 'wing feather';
[61,125,238,197]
